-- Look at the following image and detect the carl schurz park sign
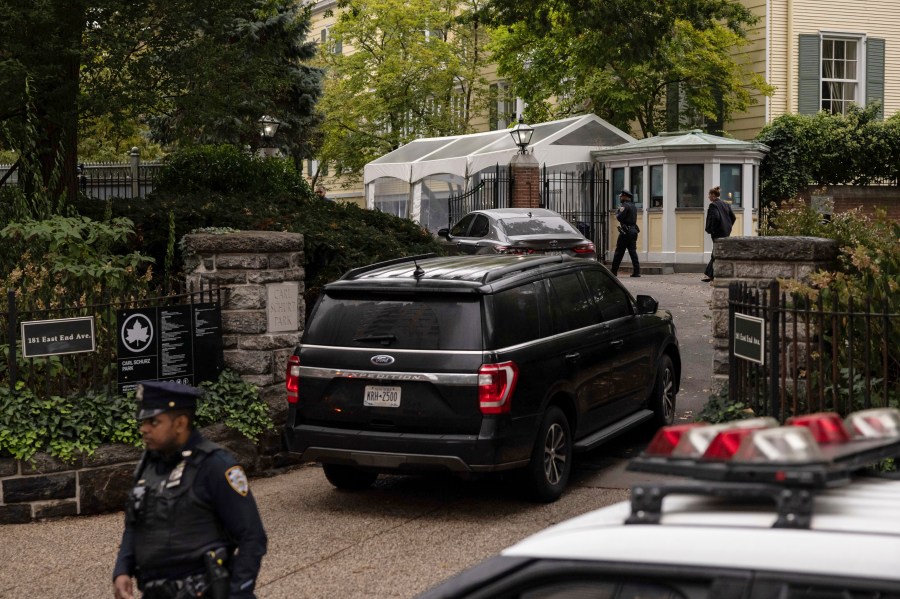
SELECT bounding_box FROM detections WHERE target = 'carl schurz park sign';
[117,303,223,394]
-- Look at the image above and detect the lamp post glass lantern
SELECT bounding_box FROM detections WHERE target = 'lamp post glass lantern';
[510,118,534,154]
[258,115,281,141]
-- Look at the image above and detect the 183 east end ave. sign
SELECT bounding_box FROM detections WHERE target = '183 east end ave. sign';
[733,313,765,365]
[21,316,96,358]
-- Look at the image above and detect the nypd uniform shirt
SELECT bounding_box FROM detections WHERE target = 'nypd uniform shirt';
[113,430,268,598]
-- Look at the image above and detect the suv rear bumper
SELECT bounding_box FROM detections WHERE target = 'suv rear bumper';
[284,422,532,473]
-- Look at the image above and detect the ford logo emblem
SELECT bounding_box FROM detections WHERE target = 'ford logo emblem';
[370,355,395,366]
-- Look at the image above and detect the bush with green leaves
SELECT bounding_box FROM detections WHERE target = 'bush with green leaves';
[766,203,899,415]
[77,143,445,312]
[756,104,900,205]
[0,369,272,464]
[0,214,155,309]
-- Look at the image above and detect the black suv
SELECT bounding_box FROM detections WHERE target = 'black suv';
[284,254,680,502]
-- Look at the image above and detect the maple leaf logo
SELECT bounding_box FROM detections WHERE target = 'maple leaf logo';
[126,320,149,345]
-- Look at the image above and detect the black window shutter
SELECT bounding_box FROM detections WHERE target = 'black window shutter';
[798,34,821,115]
[866,38,885,119]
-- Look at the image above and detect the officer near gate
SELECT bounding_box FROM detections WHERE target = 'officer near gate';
[610,189,641,277]
[113,381,267,599]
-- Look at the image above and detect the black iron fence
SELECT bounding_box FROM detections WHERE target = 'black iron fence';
[2,282,221,398]
[728,280,899,420]
[0,150,163,200]
[447,163,609,259]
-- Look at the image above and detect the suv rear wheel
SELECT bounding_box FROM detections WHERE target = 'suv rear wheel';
[650,354,677,427]
[522,406,572,503]
[322,463,379,490]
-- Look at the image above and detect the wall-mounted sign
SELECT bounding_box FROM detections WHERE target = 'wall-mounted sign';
[267,282,299,333]
[117,303,223,394]
[21,317,96,358]
[733,313,765,365]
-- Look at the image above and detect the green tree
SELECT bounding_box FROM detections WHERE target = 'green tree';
[314,0,493,184]
[484,0,772,137]
[0,0,323,205]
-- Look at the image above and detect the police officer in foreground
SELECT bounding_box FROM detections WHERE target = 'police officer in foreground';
[610,189,641,277]
[113,381,267,599]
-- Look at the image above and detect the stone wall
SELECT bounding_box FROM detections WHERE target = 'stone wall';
[709,236,839,390]
[0,231,307,523]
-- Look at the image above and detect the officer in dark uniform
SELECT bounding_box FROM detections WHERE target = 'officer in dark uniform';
[610,189,641,277]
[113,381,267,599]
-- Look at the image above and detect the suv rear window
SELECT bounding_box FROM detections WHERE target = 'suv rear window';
[304,293,483,350]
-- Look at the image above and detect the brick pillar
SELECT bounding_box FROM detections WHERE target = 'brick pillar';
[709,236,839,391]
[509,152,540,208]
[182,231,305,431]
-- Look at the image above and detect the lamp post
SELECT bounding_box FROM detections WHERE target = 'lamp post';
[509,118,534,154]
[257,115,282,158]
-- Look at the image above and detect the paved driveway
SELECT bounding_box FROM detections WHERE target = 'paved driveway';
[0,273,714,599]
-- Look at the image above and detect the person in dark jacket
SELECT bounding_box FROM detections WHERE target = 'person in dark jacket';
[610,189,641,277]
[113,381,267,599]
[703,186,736,282]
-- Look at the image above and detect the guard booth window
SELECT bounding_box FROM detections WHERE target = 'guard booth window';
[630,166,643,208]
[650,165,664,208]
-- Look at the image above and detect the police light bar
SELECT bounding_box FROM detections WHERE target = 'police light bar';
[631,408,900,487]
[846,407,900,439]
[668,417,778,459]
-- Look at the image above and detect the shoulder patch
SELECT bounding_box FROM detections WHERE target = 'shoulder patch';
[225,465,249,496]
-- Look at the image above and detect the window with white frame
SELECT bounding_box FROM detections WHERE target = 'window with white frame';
[821,36,861,115]
[489,82,515,130]
[320,26,342,54]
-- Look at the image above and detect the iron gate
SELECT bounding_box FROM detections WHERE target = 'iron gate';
[447,163,609,261]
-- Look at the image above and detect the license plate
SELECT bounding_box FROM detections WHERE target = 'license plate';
[542,250,562,255]
[364,385,401,407]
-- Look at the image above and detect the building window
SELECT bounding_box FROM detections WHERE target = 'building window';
[798,34,885,118]
[676,164,704,208]
[821,37,859,115]
[629,166,643,208]
[611,168,624,208]
[650,165,663,208]
[720,164,742,207]
[489,82,515,130]
[321,27,342,54]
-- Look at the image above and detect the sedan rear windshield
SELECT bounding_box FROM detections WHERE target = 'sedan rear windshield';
[500,216,578,237]
[304,293,483,350]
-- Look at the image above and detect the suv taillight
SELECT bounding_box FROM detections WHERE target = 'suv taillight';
[286,355,300,404]
[478,361,518,414]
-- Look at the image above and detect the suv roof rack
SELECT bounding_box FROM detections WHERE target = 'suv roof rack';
[339,254,438,281]
[625,409,900,530]
[481,255,568,284]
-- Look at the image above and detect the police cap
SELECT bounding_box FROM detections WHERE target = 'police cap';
[135,380,202,420]
[619,189,634,199]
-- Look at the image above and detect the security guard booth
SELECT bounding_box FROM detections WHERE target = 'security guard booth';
[591,130,769,270]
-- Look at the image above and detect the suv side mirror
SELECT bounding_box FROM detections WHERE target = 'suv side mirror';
[437,228,450,239]
[635,295,658,314]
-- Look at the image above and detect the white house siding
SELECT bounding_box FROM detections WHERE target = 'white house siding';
[726,0,769,140]
[789,0,899,119]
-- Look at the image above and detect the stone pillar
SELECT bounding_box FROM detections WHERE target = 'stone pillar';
[709,236,839,390]
[510,152,540,208]
[182,231,305,431]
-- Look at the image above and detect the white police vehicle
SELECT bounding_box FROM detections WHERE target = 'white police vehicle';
[418,408,900,599]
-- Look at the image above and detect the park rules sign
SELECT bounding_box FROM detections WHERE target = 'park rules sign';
[117,303,223,394]
[733,313,765,365]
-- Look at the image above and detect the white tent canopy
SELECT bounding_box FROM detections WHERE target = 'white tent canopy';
[363,113,635,186]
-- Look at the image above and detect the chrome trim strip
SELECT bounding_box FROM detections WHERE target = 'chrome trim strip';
[296,365,478,385]
[300,344,484,355]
